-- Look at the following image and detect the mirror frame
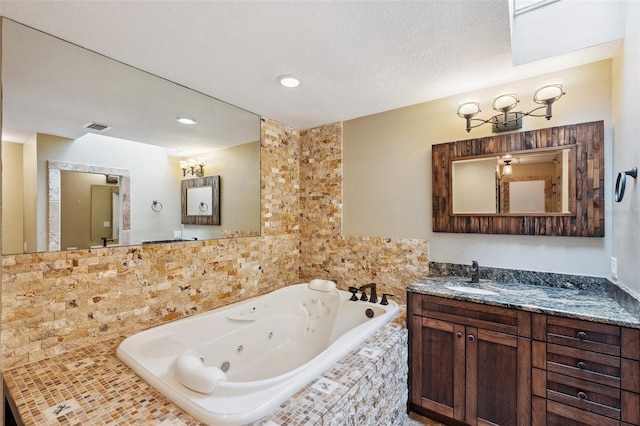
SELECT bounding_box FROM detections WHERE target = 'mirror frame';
[432,121,605,237]
[181,176,221,226]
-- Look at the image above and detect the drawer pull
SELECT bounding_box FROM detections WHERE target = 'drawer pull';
[468,335,475,342]
[577,391,588,400]
[577,361,587,370]
[577,331,588,340]
[456,332,463,338]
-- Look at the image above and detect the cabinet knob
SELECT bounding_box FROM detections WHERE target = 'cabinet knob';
[456,332,463,338]
[578,391,588,400]
[577,361,587,370]
[467,335,475,342]
[577,331,588,340]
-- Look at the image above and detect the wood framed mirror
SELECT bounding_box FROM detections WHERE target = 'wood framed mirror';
[181,176,221,225]
[432,121,604,237]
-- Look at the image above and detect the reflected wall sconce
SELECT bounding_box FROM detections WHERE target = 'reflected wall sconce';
[502,160,513,176]
[180,158,206,177]
[457,81,565,133]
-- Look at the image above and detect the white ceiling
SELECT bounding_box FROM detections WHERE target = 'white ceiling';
[0,0,622,131]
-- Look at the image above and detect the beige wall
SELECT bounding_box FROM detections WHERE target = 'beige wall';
[344,60,614,278]
[1,142,23,253]
[612,1,640,292]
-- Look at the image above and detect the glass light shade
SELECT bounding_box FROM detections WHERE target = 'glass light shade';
[534,81,564,103]
[179,160,188,169]
[502,163,513,175]
[493,93,518,112]
[457,101,480,117]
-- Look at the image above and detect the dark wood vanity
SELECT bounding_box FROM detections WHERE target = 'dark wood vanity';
[408,290,640,426]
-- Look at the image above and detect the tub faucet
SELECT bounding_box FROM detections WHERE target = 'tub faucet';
[470,260,479,283]
[359,283,378,304]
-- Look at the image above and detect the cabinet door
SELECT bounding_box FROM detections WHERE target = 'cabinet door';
[410,315,466,421]
[466,327,532,426]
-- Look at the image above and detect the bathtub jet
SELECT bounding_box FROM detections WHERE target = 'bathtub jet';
[116,281,399,425]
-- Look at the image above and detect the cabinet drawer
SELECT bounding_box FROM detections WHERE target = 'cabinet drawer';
[547,343,621,388]
[546,399,620,426]
[419,295,519,335]
[547,316,620,356]
[546,371,621,420]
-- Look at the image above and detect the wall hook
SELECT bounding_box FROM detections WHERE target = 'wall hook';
[151,200,163,212]
[614,167,637,202]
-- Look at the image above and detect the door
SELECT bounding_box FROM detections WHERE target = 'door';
[411,315,466,420]
[466,327,531,425]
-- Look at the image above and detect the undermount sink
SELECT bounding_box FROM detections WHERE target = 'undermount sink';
[445,285,499,296]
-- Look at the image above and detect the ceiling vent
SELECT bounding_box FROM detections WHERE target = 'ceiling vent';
[83,122,111,132]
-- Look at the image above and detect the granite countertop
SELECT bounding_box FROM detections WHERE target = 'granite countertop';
[408,276,640,329]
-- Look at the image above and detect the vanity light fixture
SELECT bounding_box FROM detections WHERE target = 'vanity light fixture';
[277,74,302,88]
[180,158,206,177]
[176,117,197,125]
[457,81,565,133]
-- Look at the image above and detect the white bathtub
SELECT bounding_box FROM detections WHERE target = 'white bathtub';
[116,282,399,425]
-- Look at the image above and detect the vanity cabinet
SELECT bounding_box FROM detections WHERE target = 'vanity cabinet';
[408,293,532,425]
[531,314,640,426]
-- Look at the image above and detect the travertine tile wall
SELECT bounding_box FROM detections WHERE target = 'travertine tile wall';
[1,118,429,369]
[298,123,429,301]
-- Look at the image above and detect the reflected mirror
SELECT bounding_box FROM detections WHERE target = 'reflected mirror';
[187,187,214,217]
[1,18,261,254]
[452,147,574,214]
[182,176,220,226]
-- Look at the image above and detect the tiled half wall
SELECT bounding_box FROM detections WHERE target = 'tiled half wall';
[1,119,429,369]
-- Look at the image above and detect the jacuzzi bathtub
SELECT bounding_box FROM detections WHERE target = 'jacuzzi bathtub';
[116,281,399,425]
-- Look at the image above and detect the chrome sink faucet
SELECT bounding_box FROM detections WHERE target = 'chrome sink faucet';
[470,260,480,283]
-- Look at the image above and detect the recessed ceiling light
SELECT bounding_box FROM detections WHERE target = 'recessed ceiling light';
[177,117,197,125]
[277,74,302,88]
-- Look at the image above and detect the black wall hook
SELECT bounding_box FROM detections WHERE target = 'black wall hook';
[614,167,637,202]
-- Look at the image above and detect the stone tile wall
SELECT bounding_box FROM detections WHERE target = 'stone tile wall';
[1,118,429,369]
[298,123,430,304]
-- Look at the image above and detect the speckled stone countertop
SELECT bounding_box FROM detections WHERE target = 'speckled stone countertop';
[408,262,640,329]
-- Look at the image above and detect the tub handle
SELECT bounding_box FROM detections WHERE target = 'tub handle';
[381,293,393,305]
[348,287,359,301]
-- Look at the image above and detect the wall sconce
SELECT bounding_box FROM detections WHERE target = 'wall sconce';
[180,158,206,177]
[502,160,513,176]
[457,81,565,133]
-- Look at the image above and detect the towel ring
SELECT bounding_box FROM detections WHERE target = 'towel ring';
[199,202,209,212]
[151,200,163,212]
[614,167,637,202]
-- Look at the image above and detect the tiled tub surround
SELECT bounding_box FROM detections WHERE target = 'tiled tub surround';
[115,283,400,425]
[414,262,640,327]
[3,324,409,425]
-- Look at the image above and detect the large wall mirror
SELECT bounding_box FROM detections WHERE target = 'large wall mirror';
[433,121,604,237]
[1,18,261,254]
